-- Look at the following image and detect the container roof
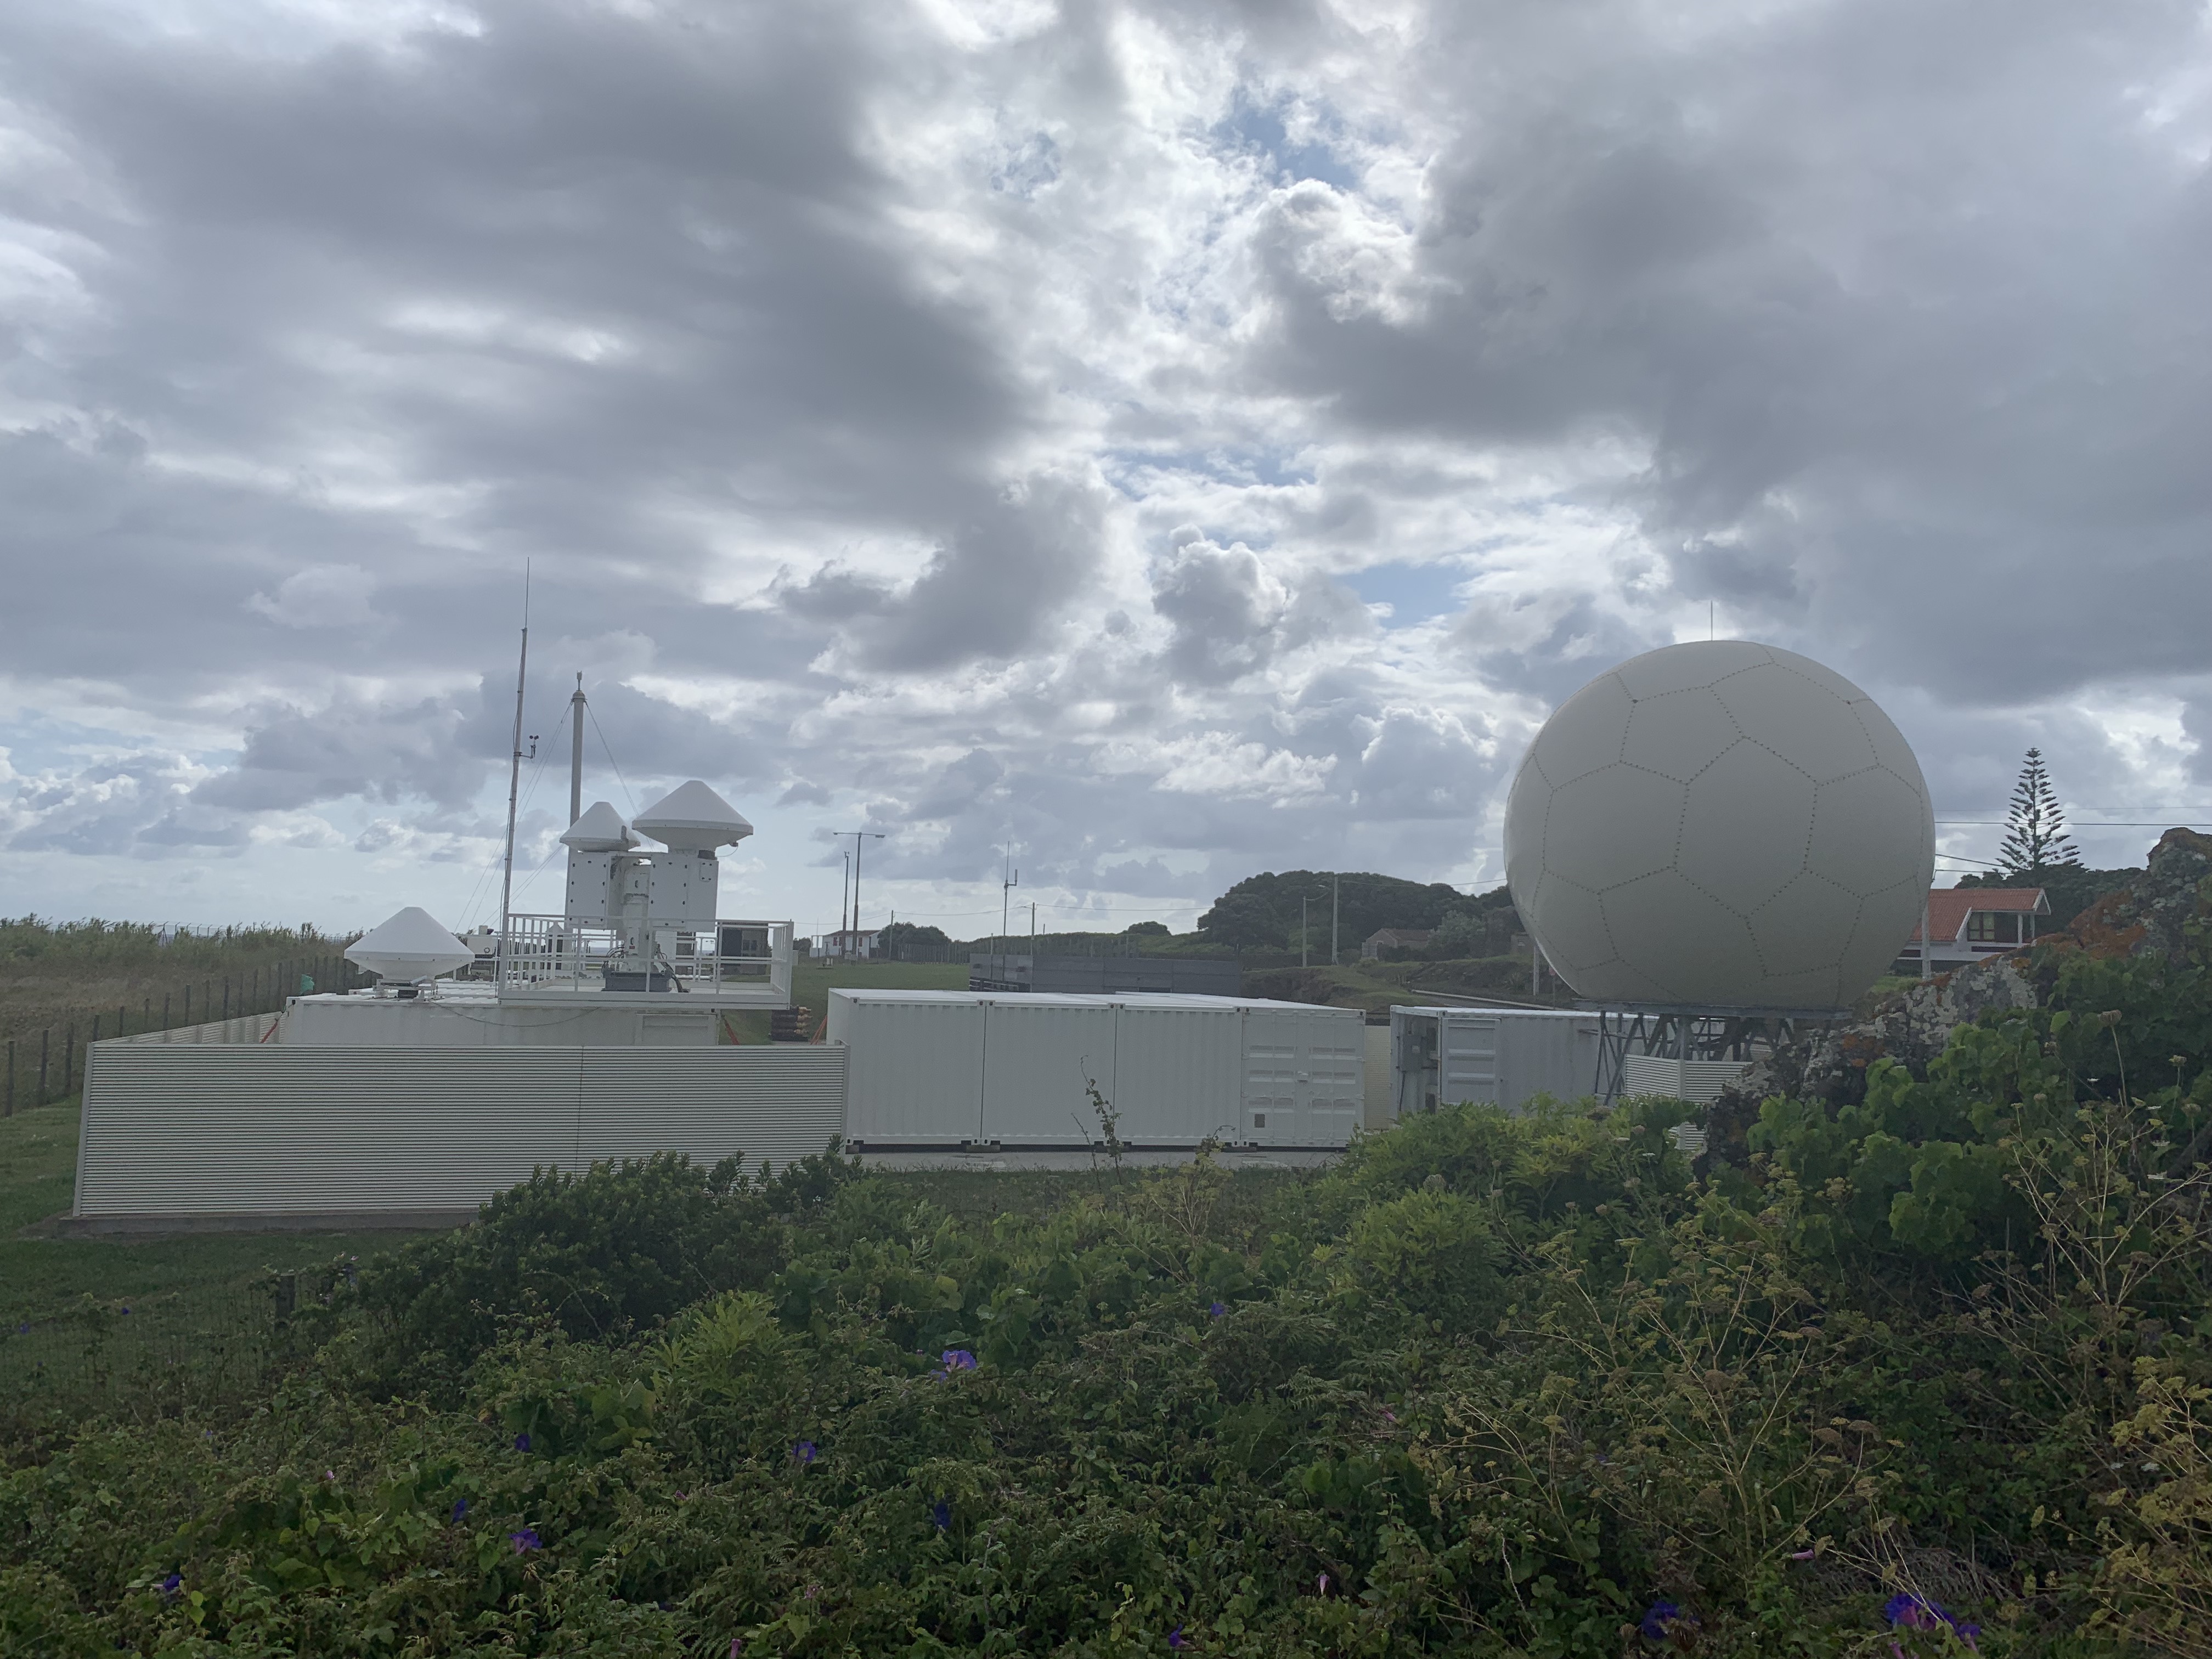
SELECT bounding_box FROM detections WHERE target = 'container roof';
[827,988,1357,1014]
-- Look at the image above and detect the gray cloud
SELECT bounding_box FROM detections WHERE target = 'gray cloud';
[0,0,2204,928]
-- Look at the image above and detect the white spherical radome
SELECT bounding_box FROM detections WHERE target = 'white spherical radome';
[1503,640,1934,1010]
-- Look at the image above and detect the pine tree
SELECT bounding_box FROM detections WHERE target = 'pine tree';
[1995,748,2080,877]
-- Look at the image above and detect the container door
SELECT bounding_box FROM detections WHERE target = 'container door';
[1393,1013,1440,1116]
[842,997,985,1146]
[980,1001,1120,1146]
[1439,1015,1502,1107]
[1300,1012,1362,1146]
[1112,1006,1241,1144]
[1240,1011,1301,1144]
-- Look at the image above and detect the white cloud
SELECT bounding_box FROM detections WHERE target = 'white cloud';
[0,0,2204,930]
[246,564,379,629]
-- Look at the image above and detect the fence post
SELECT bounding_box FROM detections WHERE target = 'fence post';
[40,1028,50,1103]
[183,985,191,1024]
[118,1003,127,1039]
[222,978,230,1021]
[63,1023,75,1097]
[162,992,171,1030]
[5,1039,13,1116]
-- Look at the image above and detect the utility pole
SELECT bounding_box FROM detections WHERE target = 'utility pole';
[836,832,885,960]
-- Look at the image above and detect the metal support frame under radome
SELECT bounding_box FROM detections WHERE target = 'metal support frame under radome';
[1587,1004,1849,1106]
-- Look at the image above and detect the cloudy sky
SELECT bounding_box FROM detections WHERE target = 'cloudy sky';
[2,0,2207,939]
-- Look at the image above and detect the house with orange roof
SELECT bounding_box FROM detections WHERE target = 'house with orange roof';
[1890,887,2050,977]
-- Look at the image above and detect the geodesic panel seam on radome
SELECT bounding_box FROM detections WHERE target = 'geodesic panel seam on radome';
[1502,639,1933,1011]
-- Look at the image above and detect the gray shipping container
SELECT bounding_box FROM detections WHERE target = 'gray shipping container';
[830,989,1364,1149]
[1389,1006,1603,1116]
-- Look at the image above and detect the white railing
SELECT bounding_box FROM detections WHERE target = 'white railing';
[495,916,793,1005]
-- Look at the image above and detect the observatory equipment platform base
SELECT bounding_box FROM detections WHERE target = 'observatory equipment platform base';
[1588,1004,1847,1106]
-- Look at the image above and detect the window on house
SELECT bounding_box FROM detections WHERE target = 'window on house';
[1966,911,2021,943]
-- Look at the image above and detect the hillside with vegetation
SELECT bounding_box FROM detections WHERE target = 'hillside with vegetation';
[4,832,2210,1655]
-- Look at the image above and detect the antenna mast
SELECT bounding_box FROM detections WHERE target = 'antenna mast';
[568,673,586,825]
[496,569,532,983]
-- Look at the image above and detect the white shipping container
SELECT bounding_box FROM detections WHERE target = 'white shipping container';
[828,990,1365,1149]
[1389,1006,1604,1116]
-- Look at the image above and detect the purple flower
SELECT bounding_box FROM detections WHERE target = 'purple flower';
[450,1498,469,1523]
[510,1527,542,1554]
[121,1306,131,1316]
[1169,1627,1190,1649]
[793,1440,818,1465]
[941,1348,977,1371]
[1640,1601,1686,1641]
[1883,1593,1946,1629]
[159,1572,182,1598]
[728,1640,744,1658]
[1883,1594,1977,1646]
[513,1432,532,1452]
[1207,1301,1227,1318]
[931,1498,951,1531]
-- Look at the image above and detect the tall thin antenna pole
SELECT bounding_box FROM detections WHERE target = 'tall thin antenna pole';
[840,852,851,957]
[497,566,532,984]
[1000,837,1018,982]
[568,674,586,826]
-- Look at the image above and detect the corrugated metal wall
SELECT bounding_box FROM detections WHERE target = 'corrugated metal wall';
[1109,1006,1242,1143]
[1393,1008,1605,1115]
[980,1001,1119,1144]
[834,992,1364,1149]
[1619,1054,1750,1104]
[75,1043,847,1218]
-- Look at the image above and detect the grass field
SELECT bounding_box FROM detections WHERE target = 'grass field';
[0,1099,436,1404]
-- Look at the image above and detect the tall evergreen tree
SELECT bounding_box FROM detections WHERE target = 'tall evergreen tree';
[1995,747,2080,876]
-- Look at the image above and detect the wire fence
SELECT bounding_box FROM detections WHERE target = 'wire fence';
[1,952,360,1116]
[0,1268,341,1422]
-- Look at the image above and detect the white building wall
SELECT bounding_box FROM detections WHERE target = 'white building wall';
[278,995,720,1048]
[74,1043,847,1218]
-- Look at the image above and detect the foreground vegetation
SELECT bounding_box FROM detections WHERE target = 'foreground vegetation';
[3,917,2208,1656]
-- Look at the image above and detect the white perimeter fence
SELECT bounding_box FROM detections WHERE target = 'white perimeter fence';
[75,1042,847,1219]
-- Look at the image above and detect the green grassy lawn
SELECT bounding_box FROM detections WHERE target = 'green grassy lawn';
[0,1099,435,1329]
[792,958,969,1021]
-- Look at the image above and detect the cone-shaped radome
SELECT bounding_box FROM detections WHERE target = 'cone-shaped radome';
[631,780,754,850]
[560,800,638,853]
[345,907,477,981]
